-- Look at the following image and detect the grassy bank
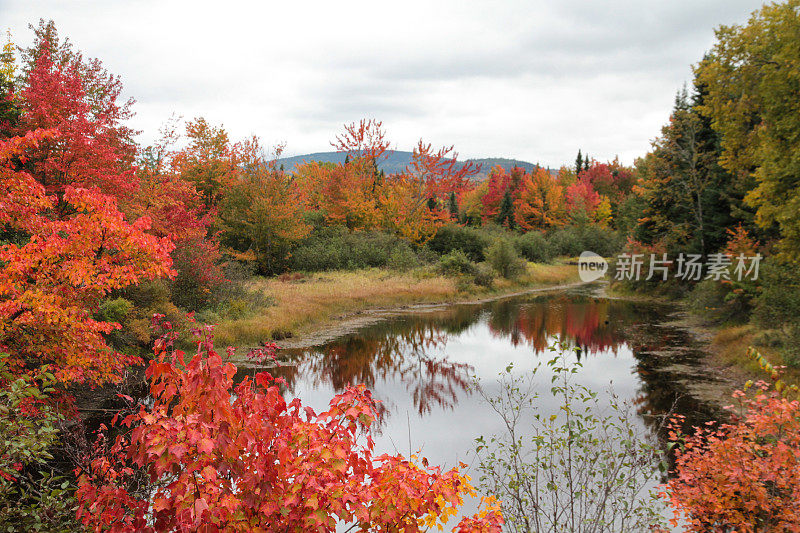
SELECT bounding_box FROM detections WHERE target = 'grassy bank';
[707,324,800,386]
[607,283,799,390]
[213,261,579,347]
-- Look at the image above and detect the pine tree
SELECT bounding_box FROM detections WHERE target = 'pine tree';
[448,191,459,219]
[496,190,515,229]
[575,150,583,174]
[584,154,590,172]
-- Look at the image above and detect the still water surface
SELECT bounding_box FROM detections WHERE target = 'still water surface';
[246,284,722,525]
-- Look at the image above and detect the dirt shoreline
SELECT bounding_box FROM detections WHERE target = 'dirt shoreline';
[603,285,754,410]
[255,279,592,351]
[238,279,752,414]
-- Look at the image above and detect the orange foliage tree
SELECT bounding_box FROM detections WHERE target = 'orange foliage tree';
[220,146,311,274]
[76,323,503,532]
[0,130,174,385]
[664,383,800,532]
[380,141,479,242]
[134,121,224,307]
[172,117,239,209]
[513,167,567,230]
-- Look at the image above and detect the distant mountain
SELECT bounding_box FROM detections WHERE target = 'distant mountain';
[467,158,542,181]
[276,151,547,182]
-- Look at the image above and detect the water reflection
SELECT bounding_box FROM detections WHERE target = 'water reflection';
[223,285,734,507]
[276,291,676,422]
[277,325,470,417]
[230,286,727,526]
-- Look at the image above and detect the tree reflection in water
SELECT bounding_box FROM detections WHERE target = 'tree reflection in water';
[271,291,654,422]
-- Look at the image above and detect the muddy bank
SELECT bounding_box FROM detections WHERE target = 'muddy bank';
[602,284,749,414]
[241,280,591,352]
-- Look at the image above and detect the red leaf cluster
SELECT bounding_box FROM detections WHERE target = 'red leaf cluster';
[76,325,503,532]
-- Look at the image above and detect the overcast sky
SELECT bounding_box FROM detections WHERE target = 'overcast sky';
[2,0,763,166]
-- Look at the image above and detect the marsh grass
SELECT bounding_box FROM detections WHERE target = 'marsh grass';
[212,262,580,347]
[711,324,800,386]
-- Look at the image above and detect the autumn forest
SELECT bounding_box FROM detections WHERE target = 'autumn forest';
[3,1,800,531]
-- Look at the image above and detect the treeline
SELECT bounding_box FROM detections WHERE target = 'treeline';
[618,1,800,368]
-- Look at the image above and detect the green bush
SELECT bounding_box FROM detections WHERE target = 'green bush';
[0,472,79,533]
[414,244,439,265]
[753,330,784,348]
[97,297,133,324]
[290,227,411,272]
[579,225,624,257]
[753,258,800,367]
[513,232,552,263]
[438,250,477,276]
[545,226,623,258]
[0,356,78,532]
[387,242,419,272]
[473,263,495,288]
[486,239,526,279]
[290,240,345,272]
[345,232,399,269]
[753,258,800,328]
[121,280,171,309]
[546,227,584,257]
[428,224,491,262]
[475,349,668,531]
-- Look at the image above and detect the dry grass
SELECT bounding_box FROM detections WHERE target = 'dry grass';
[524,262,578,285]
[214,262,581,347]
[710,324,800,385]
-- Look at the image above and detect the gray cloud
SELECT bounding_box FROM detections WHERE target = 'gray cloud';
[1,0,764,166]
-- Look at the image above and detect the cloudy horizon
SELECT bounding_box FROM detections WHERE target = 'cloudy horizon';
[1,0,763,167]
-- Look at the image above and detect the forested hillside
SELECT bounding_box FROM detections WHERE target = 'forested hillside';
[276,150,544,182]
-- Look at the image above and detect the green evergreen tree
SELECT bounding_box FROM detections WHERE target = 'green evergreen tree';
[575,150,583,174]
[496,190,515,229]
[635,85,745,255]
[448,191,459,220]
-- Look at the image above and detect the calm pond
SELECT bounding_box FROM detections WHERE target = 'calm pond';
[237,283,725,524]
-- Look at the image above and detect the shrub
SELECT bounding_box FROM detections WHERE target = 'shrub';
[545,226,623,259]
[546,227,584,257]
[290,239,346,272]
[513,231,552,263]
[689,279,751,324]
[387,242,419,272]
[579,225,624,257]
[414,244,440,265]
[666,384,800,531]
[169,238,225,311]
[438,250,477,276]
[289,228,411,272]
[345,231,398,269]
[0,356,79,532]
[473,264,495,288]
[753,257,800,367]
[475,349,668,532]
[486,239,526,280]
[428,224,491,262]
[753,330,783,348]
[97,298,134,324]
[75,326,503,532]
